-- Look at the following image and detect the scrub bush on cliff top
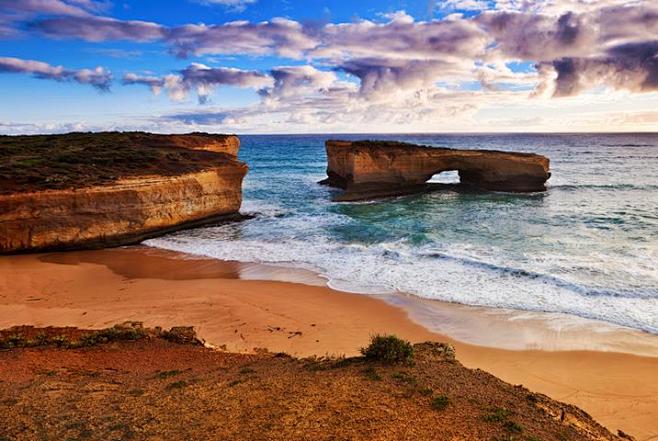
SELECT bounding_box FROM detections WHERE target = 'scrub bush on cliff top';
[361,334,414,364]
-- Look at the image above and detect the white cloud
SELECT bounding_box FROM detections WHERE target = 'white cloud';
[0,56,112,90]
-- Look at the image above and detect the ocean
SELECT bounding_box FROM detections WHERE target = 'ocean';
[146,133,658,335]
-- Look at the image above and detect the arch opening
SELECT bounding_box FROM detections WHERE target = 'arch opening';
[427,170,461,185]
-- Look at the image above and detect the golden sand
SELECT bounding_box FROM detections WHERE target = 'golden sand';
[1,247,657,439]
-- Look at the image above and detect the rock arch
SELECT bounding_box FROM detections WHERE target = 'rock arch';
[320,140,551,201]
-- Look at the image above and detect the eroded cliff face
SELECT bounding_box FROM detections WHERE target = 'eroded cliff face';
[322,140,550,200]
[0,134,247,253]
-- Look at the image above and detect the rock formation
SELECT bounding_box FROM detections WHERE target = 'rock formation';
[0,133,247,253]
[321,140,550,201]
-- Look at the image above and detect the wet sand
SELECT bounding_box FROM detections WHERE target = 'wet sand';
[1,247,657,440]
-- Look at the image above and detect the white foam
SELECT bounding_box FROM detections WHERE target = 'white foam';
[145,229,658,334]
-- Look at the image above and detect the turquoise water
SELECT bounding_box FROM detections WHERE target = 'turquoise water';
[146,134,658,334]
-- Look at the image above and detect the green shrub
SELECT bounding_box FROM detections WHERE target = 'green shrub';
[155,370,182,379]
[362,367,382,381]
[431,395,450,411]
[483,407,511,423]
[504,420,523,433]
[391,371,417,385]
[165,380,187,391]
[418,386,434,396]
[360,335,414,364]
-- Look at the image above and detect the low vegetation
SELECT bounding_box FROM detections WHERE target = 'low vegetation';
[0,322,202,350]
[0,329,621,441]
[0,131,233,194]
[431,395,450,411]
[360,334,414,364]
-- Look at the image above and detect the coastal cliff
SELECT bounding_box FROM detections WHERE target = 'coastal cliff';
[0,132,247,253]
[321,140,550,201]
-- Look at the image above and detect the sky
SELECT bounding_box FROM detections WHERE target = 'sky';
[1,0,658,134]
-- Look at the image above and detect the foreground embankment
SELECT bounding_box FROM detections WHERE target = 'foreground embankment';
[1,248,657,439]
[0,323,623,441]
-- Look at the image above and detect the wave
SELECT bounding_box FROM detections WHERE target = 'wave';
[601,143,655,147]
[421,250,658,300]
[145,230,658,334]
[550,184,658,191]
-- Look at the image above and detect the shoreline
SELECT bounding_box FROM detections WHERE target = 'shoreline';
[1,246,658,439]
[151,243,658,357]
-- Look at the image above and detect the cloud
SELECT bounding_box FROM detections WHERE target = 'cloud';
[314,11,487,62]
[0,56,112,90]
[436,0,492,12]
[0,0,109,37]
[6,0,658,132]
[260,65,339,99]
[0,0,105,17]
[166,18,316,58]
[192,0,257,13]
[122,72,165,94]
[124,63,272,103]
[541,41,658,97]
[30,15,165,41]
[477,11,596,60]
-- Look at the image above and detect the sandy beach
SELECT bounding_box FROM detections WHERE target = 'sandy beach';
[1,247,657,440]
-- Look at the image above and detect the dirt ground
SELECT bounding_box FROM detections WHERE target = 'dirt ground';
[0,327,624,441]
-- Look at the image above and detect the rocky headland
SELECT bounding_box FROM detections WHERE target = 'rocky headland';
[0,132,247,253]
[321,140,551,201]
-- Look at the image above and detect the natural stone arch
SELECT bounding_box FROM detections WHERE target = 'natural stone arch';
[320,140,550,201]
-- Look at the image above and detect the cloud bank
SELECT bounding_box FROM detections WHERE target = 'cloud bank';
[2,0,658,132]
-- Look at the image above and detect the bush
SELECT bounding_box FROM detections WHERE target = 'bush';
[361,335,414,364]
[362,367,382,381]
[483,407,511,423]
[431,395,450,411]
[161,326,202,345]
[504,420,523,433]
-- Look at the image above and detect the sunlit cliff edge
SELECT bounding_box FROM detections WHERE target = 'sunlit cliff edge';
[0,132,247,253]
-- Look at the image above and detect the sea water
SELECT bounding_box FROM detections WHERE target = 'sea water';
[146,133,658,335]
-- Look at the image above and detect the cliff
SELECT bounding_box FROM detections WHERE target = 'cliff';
[321,140,551,201]
[0,132,247,253]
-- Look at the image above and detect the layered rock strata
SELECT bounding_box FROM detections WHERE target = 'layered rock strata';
[0,133,247,253]
[321,140,550,201]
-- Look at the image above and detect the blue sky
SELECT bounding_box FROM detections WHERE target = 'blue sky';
[1,0,657,134]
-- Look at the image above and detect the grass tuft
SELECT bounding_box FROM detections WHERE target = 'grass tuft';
[431,395,450,411]
[155,370,182,380]
[503,420,523,433]
[483,407,511,423]
[165,380,188,391]
[362,367,382,381]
